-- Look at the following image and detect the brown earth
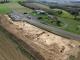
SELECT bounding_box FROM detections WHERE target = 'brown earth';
[0,15,80,60]
[0,17,30,60]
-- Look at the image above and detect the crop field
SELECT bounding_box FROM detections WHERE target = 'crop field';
[0,26,35,60]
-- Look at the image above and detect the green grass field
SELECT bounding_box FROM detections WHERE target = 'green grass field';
[0,0,32,14]
[49,9,80,35]
[30,10,80,35]
[52,9,74,19]
[59,17,80,34]
[56,9,80,34]
[0,5,10,14]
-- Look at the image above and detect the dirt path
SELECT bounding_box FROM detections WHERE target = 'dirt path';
[0,25,30,60]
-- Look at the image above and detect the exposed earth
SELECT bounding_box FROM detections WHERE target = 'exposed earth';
[0,15,80,60]
[0,0,80,60]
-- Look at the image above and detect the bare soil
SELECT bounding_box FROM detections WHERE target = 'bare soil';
[0,15,80,60]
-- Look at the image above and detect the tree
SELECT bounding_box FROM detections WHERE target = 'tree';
[53,16,62,26]
[47,10,57,15]
[57,10,63,15]
[49,5,80,20]
[66,7,80,20]
[56,20,61,26]
[0,0,9,3]
[71,12,79,20]
[37,17,42,20]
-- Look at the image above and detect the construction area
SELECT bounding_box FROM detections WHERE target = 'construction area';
[0,15,80,60]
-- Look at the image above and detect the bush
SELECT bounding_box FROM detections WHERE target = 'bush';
[69,55,76,60]
[38,17,42,20]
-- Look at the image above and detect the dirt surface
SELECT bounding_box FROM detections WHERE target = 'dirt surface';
[0,19,30,60]
[0,32,30,60]
[0,15,80,60]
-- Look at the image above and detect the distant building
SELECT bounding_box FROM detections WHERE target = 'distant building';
[35,10,46,14]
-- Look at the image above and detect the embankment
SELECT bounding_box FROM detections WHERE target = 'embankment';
[0,22,45,60]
